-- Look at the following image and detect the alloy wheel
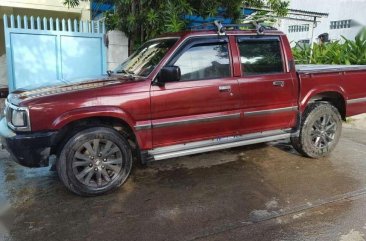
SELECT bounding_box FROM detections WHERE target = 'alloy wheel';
[72,139,124,188]
[310,114,337,149]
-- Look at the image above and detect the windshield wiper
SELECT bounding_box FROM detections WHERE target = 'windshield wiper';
[115,69,138,79]
[116,69,135,75]
[106,69,132,78]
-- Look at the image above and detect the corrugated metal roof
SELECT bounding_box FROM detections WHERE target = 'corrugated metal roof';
[288,8,329,17]
[246,7,329,18]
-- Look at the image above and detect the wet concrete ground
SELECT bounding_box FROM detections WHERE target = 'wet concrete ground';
[1,127,366,241]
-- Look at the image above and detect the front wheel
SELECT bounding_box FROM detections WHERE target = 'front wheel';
[291,102,342,158]
[57,127,133,196]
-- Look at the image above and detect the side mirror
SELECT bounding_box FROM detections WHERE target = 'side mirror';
[155,66,181,86]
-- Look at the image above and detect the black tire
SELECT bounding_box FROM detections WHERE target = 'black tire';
[57,127,133,196]
[291,102,342,158]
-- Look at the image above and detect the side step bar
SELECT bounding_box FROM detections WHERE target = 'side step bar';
[148,129,297,161]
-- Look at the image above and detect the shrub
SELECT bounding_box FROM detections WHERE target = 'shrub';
[292,28,366,65]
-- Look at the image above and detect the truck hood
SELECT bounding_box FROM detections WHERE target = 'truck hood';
[7,75,140,105]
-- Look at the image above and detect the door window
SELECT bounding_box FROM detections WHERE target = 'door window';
[173,43,231,81]
[238,38,284,76]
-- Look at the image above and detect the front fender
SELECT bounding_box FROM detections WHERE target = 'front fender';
[51,106,150,149]
[52,106,136,130]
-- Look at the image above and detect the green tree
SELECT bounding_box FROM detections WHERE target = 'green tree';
[65,0,289,51]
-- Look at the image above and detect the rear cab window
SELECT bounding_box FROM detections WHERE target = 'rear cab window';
[237,36,285,76]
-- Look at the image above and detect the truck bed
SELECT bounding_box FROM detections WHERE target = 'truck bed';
[296,64,366,118]
[296,64,366,74]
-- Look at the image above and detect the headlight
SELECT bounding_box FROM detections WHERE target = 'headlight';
[11,110,27,127]
[5,101,31,131]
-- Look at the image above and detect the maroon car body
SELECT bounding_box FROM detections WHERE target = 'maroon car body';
[2,28,366,195]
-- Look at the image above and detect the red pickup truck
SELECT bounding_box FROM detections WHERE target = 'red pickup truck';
[2,25,366,196]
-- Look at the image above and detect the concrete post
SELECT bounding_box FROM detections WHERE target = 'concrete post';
[0,55,7,88]
[106,30,129,70]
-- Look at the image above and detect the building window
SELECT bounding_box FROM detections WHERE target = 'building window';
[296,39,310,48]
[330,20,352,29]
[288,24,310,33]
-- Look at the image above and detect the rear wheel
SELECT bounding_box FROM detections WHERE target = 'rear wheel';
[57,127,132,196]
[291,102,342,158]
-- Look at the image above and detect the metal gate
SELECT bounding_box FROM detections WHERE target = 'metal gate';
[3,15,106,91]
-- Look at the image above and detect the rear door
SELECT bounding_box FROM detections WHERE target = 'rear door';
[236,36,298,134]
[150,36,241,148]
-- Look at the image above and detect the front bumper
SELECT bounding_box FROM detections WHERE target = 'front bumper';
[0,118,58,167]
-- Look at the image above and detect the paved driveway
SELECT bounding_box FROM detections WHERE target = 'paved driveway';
[0,127,366,241]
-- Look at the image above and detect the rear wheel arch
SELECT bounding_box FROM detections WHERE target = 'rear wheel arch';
[303,91,346,120]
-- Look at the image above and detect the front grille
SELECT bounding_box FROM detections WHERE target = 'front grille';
[5,105,12,123]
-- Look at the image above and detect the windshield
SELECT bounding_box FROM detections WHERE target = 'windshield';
[114,38,179,77]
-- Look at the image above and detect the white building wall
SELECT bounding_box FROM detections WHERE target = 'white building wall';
[278,0,366,45]
[0,0,91,20]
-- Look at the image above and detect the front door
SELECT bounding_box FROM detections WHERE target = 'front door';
[236,36,298,134]
[151,37,241,148]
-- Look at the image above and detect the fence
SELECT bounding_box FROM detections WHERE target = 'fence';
[3,15,107,91]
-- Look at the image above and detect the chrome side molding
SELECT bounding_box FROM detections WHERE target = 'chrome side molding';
[135,124,152,131]
[244,106,298,117]
[135,107,299,131]
[347,97,366,104]
[135,113,241,130]
[153,113,240,129]
[148,129,296,161]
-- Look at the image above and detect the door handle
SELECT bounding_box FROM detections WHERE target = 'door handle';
[219,85,231,92]
[273,81,285,87]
